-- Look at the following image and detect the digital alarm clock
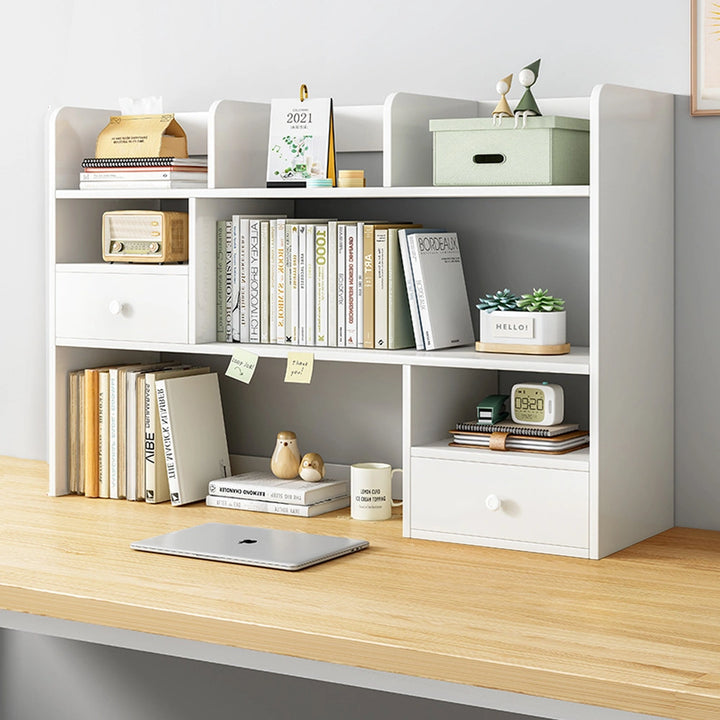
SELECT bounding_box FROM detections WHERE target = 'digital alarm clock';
[510,382,564,426]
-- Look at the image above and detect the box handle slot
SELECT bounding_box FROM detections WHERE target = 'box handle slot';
[473,153,506,164]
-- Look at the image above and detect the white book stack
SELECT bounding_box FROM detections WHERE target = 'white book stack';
[206,472,350,517]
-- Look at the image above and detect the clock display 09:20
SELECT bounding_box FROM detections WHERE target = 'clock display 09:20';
[513,387,545,422]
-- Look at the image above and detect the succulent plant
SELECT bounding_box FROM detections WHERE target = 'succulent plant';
[517,288,565,313]
[476,288,521,313]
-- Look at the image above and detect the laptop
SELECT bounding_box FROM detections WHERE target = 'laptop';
[130,523,369,571]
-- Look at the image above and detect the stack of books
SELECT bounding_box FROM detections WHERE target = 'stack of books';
[450,419,589,455]
[216,217,475,351]
[79,156,208,189]
[207,472,350,517]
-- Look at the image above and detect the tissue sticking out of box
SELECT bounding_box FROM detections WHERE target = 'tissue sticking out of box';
[119,96,163,115]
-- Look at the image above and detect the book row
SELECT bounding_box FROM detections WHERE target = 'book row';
[68,363,215,502]
[215,217,476,351]
[67,364,351,516]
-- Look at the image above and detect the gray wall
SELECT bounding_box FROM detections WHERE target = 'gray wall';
[0,1,713,718]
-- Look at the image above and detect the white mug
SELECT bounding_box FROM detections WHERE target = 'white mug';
[350,463,403,521]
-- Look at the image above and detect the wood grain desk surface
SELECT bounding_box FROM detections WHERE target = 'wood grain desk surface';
[1,456,719,720]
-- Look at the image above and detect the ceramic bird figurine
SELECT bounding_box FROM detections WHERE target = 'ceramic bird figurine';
[514,59,542,127]
[270,430,301,479]
[298,452,326,483]
[491,73,514,125]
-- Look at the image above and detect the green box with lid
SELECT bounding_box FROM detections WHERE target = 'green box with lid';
[429,115,590,186]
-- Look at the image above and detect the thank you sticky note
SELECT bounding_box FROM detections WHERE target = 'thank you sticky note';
[226,349,259,384]
[285,352,314,383]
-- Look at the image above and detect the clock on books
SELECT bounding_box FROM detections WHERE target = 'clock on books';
[510,382,564,426]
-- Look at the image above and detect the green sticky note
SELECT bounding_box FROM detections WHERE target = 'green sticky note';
[225,349,259,384]
[284,352,314,384]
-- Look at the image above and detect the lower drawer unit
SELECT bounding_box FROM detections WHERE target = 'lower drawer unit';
[56,265,189,344]
[409,456,589,554]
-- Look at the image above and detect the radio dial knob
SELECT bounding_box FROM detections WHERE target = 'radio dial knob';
[108,300,123,316]
[149,241,160,253]
[485,494,502,512]
[111,241,123,253]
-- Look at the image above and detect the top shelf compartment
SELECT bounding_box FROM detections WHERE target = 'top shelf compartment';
[50,92,594,193]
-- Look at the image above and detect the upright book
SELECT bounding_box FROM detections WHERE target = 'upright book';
[155,372,231,506]
[83,364,118,498]
[403,230,475,350]
[386,227,415,349]
[144,366,210,503]
[371,223,420,349]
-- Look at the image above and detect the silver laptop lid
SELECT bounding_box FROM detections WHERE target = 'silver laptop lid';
[131,523,369,571]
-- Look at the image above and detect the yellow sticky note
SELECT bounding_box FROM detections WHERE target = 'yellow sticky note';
[284,352,314,384]
[225,349,259,384]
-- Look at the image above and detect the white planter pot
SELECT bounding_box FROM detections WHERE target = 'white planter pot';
[478,309,568,354]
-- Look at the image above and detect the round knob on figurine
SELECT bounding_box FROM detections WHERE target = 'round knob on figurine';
[108,300,123,316]
[485,494,502,512]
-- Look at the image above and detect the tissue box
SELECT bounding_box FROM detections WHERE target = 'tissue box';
[430,115,589,186]
[95,114,188,158]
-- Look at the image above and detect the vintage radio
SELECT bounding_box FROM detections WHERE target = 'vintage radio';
[102,210,188,263]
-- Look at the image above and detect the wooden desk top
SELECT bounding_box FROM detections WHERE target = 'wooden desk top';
[1,456,719,720]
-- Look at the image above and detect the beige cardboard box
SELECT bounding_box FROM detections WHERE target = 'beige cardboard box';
[95,114,188,158]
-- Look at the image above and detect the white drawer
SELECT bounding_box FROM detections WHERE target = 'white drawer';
[56,267,188,343]
[410,457,588,549]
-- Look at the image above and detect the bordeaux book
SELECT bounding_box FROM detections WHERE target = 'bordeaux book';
[403,230,475,350]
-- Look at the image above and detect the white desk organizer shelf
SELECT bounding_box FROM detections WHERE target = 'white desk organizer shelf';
[48,85,674,559]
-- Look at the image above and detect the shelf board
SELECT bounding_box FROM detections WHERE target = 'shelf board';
[412,440,590,471]
[56,185,591,200]
[54,340,590,374]
[56,263,189,275]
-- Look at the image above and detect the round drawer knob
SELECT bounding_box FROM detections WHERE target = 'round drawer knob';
[485,494,502,512]
[108,300,124,316]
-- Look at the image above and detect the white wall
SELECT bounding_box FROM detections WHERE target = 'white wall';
[1,2,713,719]
[2,0,699,497]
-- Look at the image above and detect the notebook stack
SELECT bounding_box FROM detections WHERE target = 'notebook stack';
[79,156,208,189]
[450,419,589,454]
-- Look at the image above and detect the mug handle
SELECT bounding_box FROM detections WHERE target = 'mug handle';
[390,468,403,507]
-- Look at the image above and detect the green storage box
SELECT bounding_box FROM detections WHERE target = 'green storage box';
[430,115,590,186]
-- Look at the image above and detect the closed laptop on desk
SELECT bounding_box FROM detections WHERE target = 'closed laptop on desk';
[131,523,369,571]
